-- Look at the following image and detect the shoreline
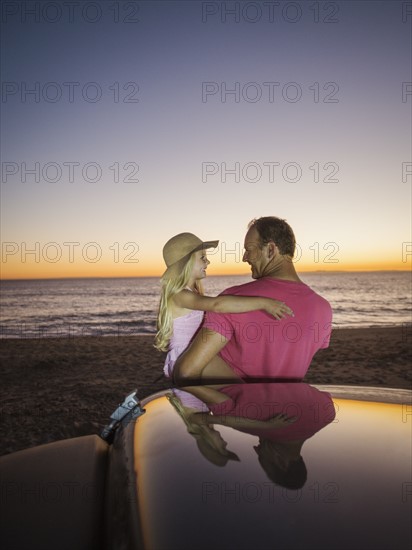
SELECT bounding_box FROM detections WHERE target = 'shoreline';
[1,327,411,455]
[0,322,410,341]
[0,322,409,337]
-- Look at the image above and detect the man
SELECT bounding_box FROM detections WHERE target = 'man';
[181,381,336,489]
[174,216,332,382]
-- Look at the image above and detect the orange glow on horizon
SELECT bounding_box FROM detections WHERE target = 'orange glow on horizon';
[2,236,410,280]
[1,258,410,280]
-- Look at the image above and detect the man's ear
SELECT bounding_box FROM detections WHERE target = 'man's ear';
[267,241,279,259]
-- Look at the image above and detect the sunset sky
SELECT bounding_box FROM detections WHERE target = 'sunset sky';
[1,0,411,279]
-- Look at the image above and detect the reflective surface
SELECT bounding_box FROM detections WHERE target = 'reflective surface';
[134,383,411,550]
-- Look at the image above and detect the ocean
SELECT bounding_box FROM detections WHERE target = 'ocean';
[0,272,411,338]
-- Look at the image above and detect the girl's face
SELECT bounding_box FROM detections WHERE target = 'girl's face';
[190,249,210,282]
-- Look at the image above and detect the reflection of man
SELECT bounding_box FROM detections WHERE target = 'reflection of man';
[181,382,336,489]
[174,217,332,382]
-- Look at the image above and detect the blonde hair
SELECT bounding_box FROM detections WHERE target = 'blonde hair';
[154,252,203,352]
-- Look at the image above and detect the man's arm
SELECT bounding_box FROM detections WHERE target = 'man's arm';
[173,327,239,383]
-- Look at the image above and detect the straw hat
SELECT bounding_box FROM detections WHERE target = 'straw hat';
[162,232,219,278]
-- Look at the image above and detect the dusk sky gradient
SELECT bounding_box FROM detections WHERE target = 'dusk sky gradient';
[1,0,411,278]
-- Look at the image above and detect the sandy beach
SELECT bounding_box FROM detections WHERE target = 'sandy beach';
[0,326,410,456]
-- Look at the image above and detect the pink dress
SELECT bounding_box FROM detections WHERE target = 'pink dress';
[164,308,207,411]
[163,309,204,378]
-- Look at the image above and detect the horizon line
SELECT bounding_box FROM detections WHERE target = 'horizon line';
[1,269,411,282]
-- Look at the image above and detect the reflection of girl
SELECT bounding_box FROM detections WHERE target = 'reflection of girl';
[166,392,239,466]
[166,390,294,467]
[185,382,336,489]
[155,233,292,378]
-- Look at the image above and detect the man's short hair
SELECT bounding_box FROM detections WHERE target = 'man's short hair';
[259,453,308,489]
[248,216,296,257]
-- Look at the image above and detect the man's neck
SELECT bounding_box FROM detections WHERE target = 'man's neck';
[262,257,302,282]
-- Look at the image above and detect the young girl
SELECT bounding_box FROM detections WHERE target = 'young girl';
[155,232,293,378]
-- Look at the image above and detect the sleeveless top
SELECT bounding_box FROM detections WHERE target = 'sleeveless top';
[163,309,204,378]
